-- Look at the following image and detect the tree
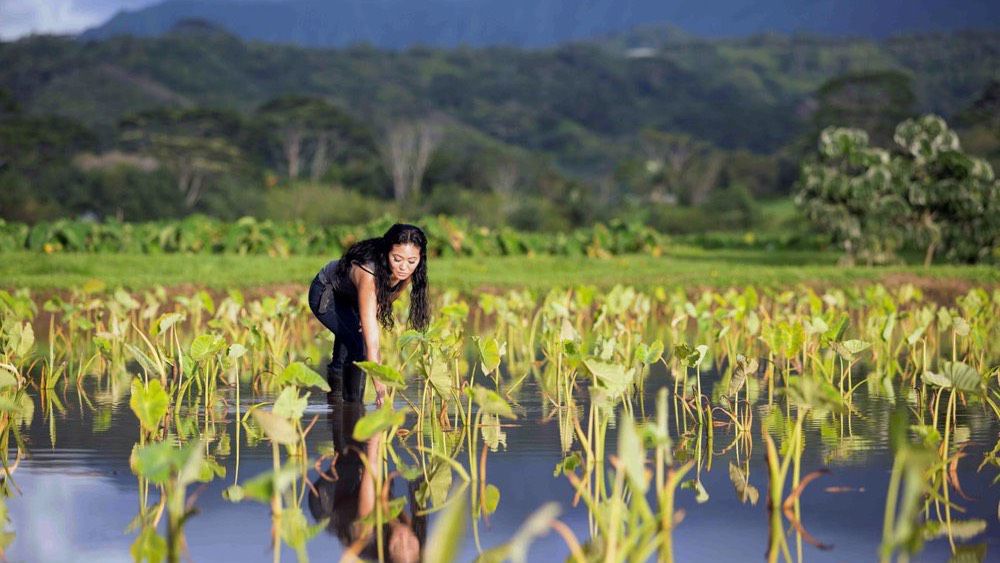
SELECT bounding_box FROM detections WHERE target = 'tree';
[120,108,244,209]
[255,96,372,182]
[627,130,722,206]
[796,115,999,265]
[894,115,999,265]
[379,118,444,202]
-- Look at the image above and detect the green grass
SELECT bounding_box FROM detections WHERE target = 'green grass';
[3,248,997,292]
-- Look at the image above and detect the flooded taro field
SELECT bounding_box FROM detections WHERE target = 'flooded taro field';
[1,283,999,562]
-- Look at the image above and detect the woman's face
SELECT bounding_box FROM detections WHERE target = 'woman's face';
[388,243,421,283]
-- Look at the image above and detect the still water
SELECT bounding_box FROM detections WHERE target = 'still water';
[8,366,999,562]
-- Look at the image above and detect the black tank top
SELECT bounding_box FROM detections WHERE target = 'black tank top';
[319,259,403,301]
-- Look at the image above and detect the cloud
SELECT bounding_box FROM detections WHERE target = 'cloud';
[0,0,160,40]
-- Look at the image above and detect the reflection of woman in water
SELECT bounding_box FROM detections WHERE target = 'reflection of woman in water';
[308,224,430,406]
[309,398,425,562]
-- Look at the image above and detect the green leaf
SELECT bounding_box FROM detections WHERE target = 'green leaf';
[942,361,982,395]
[832,339,871,359]
[482,484,500,515]
[133,441,200,485]
[728,354,758,397]
[728,463,759,505]
[922,370,952,389]
[130,527,166,563]
[582,359,633,397]
[467,386,516,419]
[0,364,19,388]
[682,478,710,503]
[225,464,302,504]
[129,378,169,433]
[617,415,647,493]
[189,334,225,362]
[272,386,308,421]
[15,322,34,358]
[353,360,406,389]
[153,313,184,336]
[475,337,503,374]
[352,404,406,441]
[424,486,468,563]
[252,408,299,445]
[279,361,331,392]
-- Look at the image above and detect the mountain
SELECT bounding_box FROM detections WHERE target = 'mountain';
[81,0,1000,49]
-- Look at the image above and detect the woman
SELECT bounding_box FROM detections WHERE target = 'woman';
[308,223,429,405]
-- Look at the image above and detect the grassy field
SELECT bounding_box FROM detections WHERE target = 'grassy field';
[2,248,997,292]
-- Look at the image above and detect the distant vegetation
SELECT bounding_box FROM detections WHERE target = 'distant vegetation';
[0,28,998,263]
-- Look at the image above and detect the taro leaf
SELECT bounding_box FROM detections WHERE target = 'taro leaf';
[942,362,982,395]
[189,334,225,362]
[618,415,647,493]
[481,413,507,451]
[728,463,760,505]
[224,463,302,503]
[559,318,579,343]
[635,340,664,366]
[682,478,710,503]
[882,313,897,342]
[423,462,453,508]
[126,343,163,380]
[352,404,406,441]
[478,502,561,563]
[475,337,503,374]
[923,519,986,541]
[482,484,501,515]
[424,486,468,563]
[553,452,583,477]
[130,378,169,433]
[252,408,298,445]
[279,361,331,392]
[0,364,19,388]
[354,361,406,389]
[832,339,871,360]
[227,343,247,360]
[153,313,184,336]
[130,527,166,563]
[688,344,710,368]
[427,361,452,395]
[673,343,693,363]
[583,359,633,397]
[272,386,308,421]
[133,441,201,485]
[728,354,758,397]
[280,505,326,561]
[199,456,226,482]
[804,316,828,336]
[468,386,516,419]
[14,322,34,358]
[946,543,987,563]
[922,370,952,389]
[115,288,140,310]
[952,317,971,337]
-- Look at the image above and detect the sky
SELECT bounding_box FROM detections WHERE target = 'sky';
[0,0,159,40]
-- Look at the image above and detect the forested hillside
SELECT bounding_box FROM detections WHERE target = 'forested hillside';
[2,25,998,232]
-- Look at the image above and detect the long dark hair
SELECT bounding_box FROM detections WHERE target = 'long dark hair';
[335,224,429,331]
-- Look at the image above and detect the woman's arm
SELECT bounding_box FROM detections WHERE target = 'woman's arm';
[353,265,387,406]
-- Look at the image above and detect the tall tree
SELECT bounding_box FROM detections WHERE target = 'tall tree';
[380,118,444,202]
[120,108,244,208]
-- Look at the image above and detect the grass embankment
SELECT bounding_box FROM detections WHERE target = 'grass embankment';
[2,248,997,293]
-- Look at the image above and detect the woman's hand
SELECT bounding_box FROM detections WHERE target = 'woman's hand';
[374,380,387,407]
